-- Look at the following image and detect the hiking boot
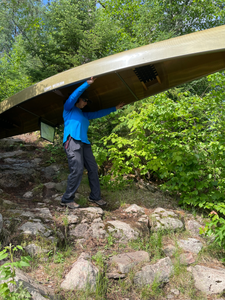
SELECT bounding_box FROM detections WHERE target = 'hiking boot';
[60,201,80,209]
[88,197,107,206]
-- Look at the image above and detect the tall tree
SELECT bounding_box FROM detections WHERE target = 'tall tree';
[21,0,114,80]
[96,0,225,48]
[0,35,33,102]
[0,0,44,55]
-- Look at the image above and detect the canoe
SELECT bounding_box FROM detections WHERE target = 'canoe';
[0,25,225,139]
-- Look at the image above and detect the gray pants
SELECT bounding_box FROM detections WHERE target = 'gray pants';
[61,138,101,203]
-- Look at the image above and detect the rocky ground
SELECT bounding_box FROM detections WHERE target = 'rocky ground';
[0,134,225,300]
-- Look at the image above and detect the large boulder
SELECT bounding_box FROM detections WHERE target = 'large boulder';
[0,268,54,300]
[191,265,225,295]
[110,251,150,274]
[134,257,174,286]
[150,208,184,232]
[41,164,61,180]
[178,238,203,254]
[186,220,204,237]
[0,158,41,189]
[61,253,99,291]
[124,204,145,214]
[107,220,139,242]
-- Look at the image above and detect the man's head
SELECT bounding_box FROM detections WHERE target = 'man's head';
[75,96,89,109]
[75,90,90,109]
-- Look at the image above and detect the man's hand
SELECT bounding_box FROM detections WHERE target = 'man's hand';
[116,102,126,110]
[87,77,96,85]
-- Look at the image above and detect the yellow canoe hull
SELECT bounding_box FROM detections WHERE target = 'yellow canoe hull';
[0,25,225,139]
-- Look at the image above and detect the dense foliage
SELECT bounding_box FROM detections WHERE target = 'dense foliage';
[0,0,225,248]
[91,73,225,247]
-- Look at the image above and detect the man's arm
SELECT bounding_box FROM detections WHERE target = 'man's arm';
[84,102,125,120]
[64,81,90,111]
[84,107,116,120]
[64,77,96,111]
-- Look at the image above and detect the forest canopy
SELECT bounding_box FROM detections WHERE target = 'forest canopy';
[0,0,224,98]
[0,0,225,247]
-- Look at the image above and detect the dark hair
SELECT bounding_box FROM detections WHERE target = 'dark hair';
[80,91,89,100]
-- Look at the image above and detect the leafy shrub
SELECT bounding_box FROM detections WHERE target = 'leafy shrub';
[97,73,225,249]
[0,244,31,300]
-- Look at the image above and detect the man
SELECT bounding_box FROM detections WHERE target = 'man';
[61,77,125,209]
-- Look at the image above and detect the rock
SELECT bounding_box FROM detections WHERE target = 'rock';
[42,164,61,180]
[124,204,145,214]
[25,244,48,257]
[106,272,126,279]
[52,194,62,201]
[43,181,67,197]
[70,220,106,239]
[67,215,79,224]
[0,137,23,148]
[93,218,102,223]
[33,208,53,219]
[107,220,139,242]
[186,220,203,236]
[0,150,24,159]
[154,208,177,217]
[43,199,51,204]
[0,214,3,234]
[55,181,67,193]
[19,222,49,236]
[31,291,50,300]
[110,251,150,274]
[191,265,225,295]
[89,222,107,239]
[170,288,180,295]
[0,158,40,188]
[134,257,174,286]
[150,208,184,232]
[21,211,35,218]
[76,238,86,248]
[138,215,149,225]
[23,191,33,199]
[163,244,177,257]
[70,224,90,238]
[153,217,183,232]
[68,207,104,224]
[178,238,203,254]
[79,207,104,218]
[22,144,38,152]
[9,209,23,215]
[15,269,53,299]
[136,215,150,234]
[153,207,166,214]
[179,252,195,265]
[0,268,53,299]
[61,252,99,291]
[43,182,58,197]
[3,200,14,205]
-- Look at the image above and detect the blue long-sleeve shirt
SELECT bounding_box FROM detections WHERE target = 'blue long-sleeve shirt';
[63,81,116,144]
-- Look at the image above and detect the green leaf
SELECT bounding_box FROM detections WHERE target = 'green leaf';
[0,252,8,261]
